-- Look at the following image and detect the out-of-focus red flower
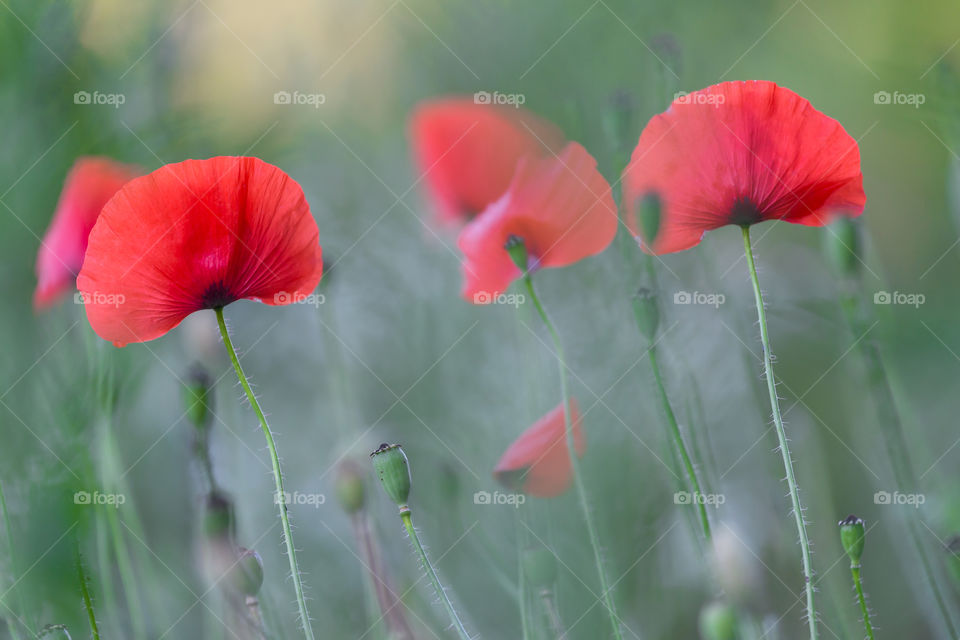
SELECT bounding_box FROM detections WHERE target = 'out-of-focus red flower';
[493,399,585,498]
[622,81,866,254]
[409,98,563,225]
[77,156,323,347]
[34,157,139,309]
[458,142,617,302]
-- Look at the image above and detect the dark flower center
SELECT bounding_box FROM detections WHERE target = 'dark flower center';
[201,281,236,309]
[729,197,763,226]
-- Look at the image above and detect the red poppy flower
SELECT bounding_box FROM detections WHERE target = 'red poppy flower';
[77,156,323,347]
[34,157,139,309]
[622,81,866,254]
[409,97,563,225]
[458,142,617,302]
[493,399,585,498]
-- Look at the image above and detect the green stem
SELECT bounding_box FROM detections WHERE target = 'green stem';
[839,292,960,638]
[399,509,470,640]
[214,307,315,640]
[849,566,875,640]
[518,542,531,640]
[741,226,817,640]
[0,477,27,640]
[648,345,712,542]
[75,543,100,640]
[522,275,623,640]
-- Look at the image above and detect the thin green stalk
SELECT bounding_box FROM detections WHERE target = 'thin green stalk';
[648,345,712,542]
[518,542,531,640]
[399,509,471,640]
[849,566,875,640]
[741,226,817,639]
[214,307,315,640]
[539,589,564,640]
[838,292,960,637]
[0,477,27,640]
[522,275,623,640]
[75,544,100,640]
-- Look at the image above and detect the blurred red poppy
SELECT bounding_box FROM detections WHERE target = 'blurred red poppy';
[34,157,139,309]
[77,156,323,347]
[493,399,585,498]
[622,81,866,254]
[409,97,563,225]
[458,142,617,302]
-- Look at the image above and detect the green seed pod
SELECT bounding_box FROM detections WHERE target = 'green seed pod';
[698,601,738,640]
[636,193,662,248]
[370,443,411,507]
[335,460,366,515]
[522,547,558,589]
[823,218,861,277]
[228,547,264,596]
[632,288,660,341]
[184,364,213,429]
[504,235,529,272]
[202,491,236,542]
[839,515,866,567]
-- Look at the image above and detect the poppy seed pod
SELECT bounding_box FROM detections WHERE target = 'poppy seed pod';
[698,601,738,640]
[228,547,264,596]
[184,364,213,429]
[504,235,529,272]
[636,193,662,249]
[335,461,366,515]
[839,515,865,567]
[632,288,660,341]
[370,443,411,507]
[202,491,236,542]
[522,547,558,589]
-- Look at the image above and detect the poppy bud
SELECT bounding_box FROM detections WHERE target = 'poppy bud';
[824,218,861,277]
[522,547,558,589]
[370,443,411,507]
[335,461,366,515]
[202,491,236,542]
[504,235,529,272]
[602,90,636,161]
[228,547,264,596]
[184,364,213,429]
[632,288,660,341]
[636,193,662,248]
[838,515,865,567]
[698,601,737,640]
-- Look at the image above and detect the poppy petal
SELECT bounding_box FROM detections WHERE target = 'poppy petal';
[622,81,866,254]
[410,98,563,225]
[494,399,585,498]
[458,142,617,302]
[34,157,139,309]
[77,156,323,346]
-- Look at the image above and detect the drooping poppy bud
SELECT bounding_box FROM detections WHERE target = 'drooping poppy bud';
[183,363,213,430]
[823,217,862,278]
[632,288,660,341]
[202,491,236,542]
[370,444,411,507]
[228,547,264,596]
[698,601,738,640]
[522,547,558,589]
[335,460,366,515]
[839,515,865,567]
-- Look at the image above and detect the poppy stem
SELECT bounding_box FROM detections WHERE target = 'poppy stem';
[522,275,624,640]
[398,509,472,640]
[75,541,100,640]
[740,226,818,640]
[849,565,875,640]
[214,307,316,640]
[0,477,27,640]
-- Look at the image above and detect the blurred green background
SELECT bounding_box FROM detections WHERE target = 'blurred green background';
[2,1,960,638]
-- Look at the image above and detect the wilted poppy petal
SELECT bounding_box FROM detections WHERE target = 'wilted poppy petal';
[410,98,563,225]
[622,81,866,254]
[34,157,139,309]
[77,156,323,346]
[494,399,585,498]
[458,142,617,302]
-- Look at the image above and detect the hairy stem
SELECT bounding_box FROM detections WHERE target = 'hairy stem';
[741,226,817,639]
[215,307,315,640]
[522,275,623,640]
[849,566,875,640]
[75,543,100,640]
